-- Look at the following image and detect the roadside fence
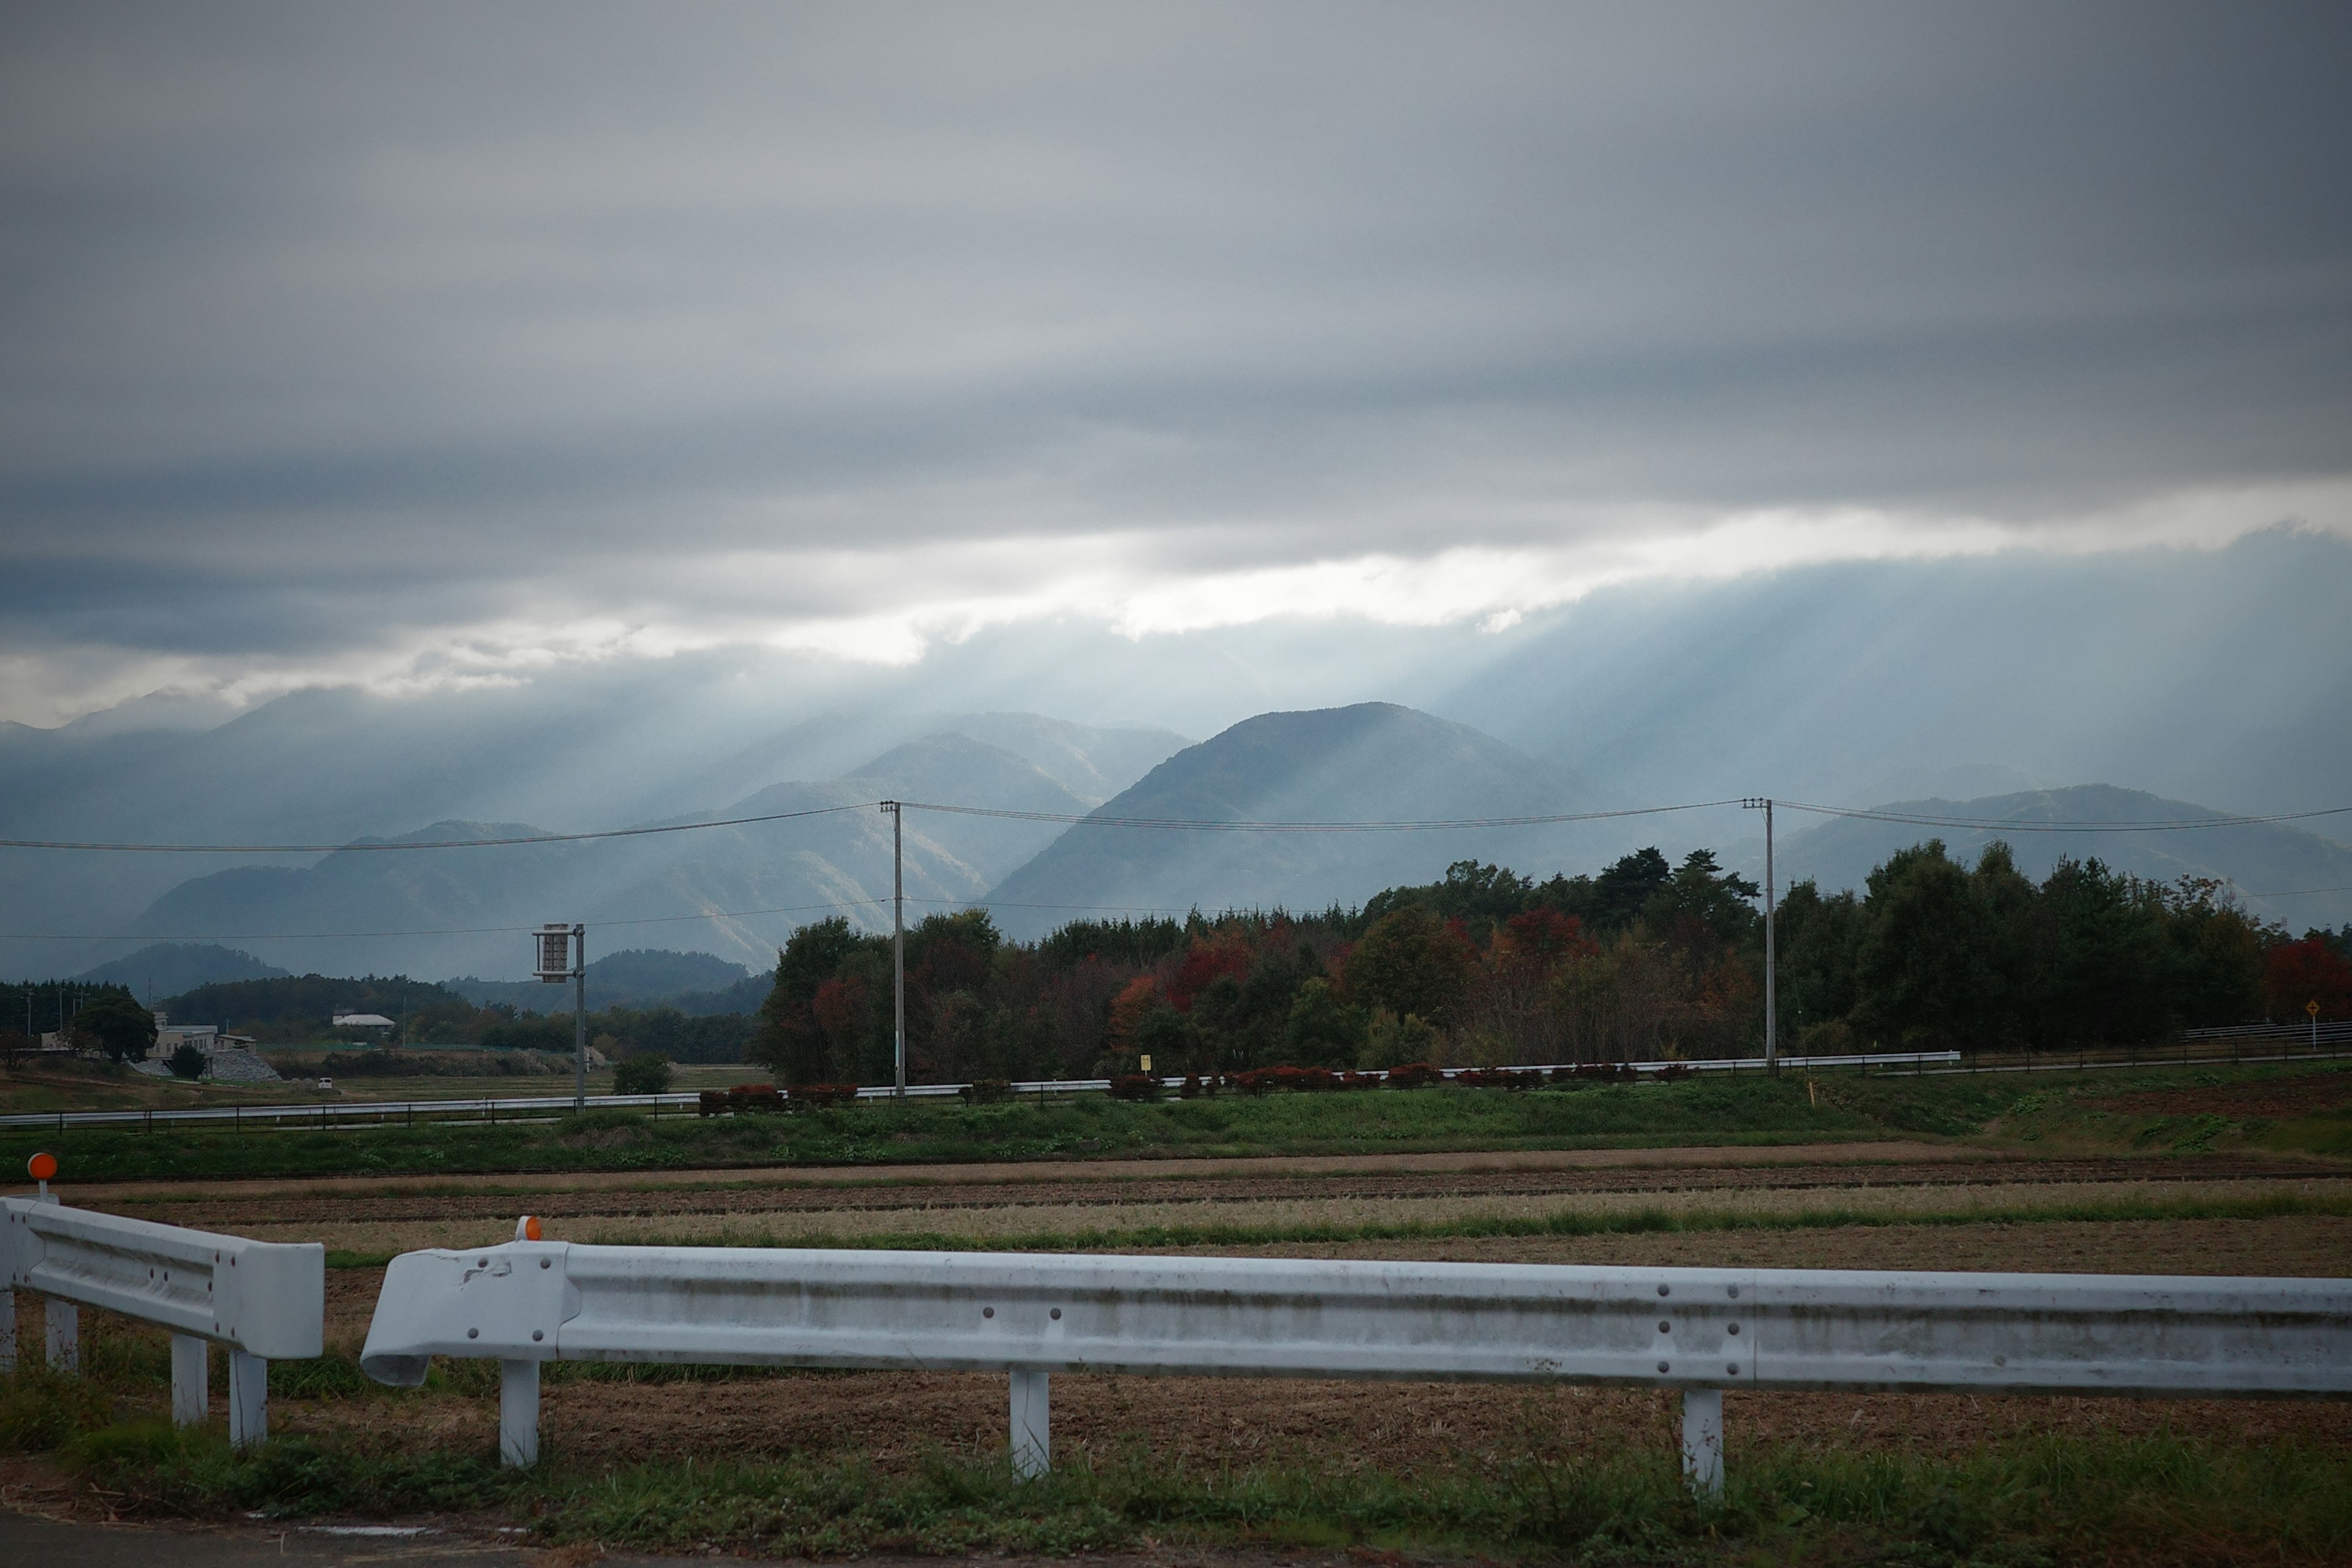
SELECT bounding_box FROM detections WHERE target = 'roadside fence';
[2,1154,323,1444]
[0,1049,1960,1136]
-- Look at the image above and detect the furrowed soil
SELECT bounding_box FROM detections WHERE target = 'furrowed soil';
[11,1133,2351,1567]
[25,1139,2345,1485]
[13,1211,2324,1483]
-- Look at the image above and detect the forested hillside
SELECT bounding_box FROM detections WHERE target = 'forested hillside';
[755,842,2352,1085]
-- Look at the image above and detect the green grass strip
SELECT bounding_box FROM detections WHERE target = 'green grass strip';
[28,1411,2352,1564]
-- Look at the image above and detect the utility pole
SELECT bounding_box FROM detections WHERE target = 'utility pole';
[573,924,587,1113]
[883,802,906,1095]
[1743,797,1778,1075]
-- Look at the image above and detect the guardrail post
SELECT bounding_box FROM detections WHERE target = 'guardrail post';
[1009,1369,1049,1478]
[171,1334,209,1426]
[44,1297,77,1370]
[1680,1389,1723,1498]
[499,1359,540,1467]
[228,1349,268,1447]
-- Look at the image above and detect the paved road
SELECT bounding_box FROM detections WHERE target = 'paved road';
[0,1512,659,1566]
[0,1512,1351,1568]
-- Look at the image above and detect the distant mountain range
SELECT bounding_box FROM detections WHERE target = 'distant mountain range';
[982,703,1611,937]
[9,532,2346,978]
[70,941,289,1005]
[102,720,1185,978]
[28,704,2347,993]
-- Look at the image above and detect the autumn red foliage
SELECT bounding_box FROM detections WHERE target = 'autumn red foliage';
[2266,937,2352,1022]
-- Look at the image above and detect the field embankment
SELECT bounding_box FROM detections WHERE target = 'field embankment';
[7,1058,2350,1184]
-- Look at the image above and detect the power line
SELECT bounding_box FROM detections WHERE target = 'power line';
[0,896,891,943]
[903,798,1743,832]
[0,801,879,854]
[14,790,2343,854]
[1779,801,2352,834]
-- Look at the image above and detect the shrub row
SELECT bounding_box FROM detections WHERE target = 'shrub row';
[704,1062,1700,1112]
[696,1083,859,1115]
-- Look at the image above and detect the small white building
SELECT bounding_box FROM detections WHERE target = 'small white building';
[332,1012,396,1036]
[150,1023,220,1058]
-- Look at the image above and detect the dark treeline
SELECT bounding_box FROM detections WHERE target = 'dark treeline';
[749,844,2352,1085]
[476,1006,754,1064]
[11,843,2348,1081]
[70,974,755,1064]
[2,979,137,1038]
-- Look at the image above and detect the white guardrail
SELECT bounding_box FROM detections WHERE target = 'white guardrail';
[0,1050,1963,1134]
[360,1233,2352,1494]
[2,1191,324,1446]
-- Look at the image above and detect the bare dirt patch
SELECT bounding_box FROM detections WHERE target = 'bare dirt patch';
[92,1153,2329,1238]
[61,1139,1994,1208]
[2084,1074,2352,1121]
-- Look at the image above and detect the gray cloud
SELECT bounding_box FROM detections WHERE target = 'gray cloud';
[2,1,2349,719]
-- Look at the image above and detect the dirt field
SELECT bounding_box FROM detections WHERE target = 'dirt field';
[29,1139,2352,1485]
[2085,1073,2352,1121]
[78,1143,2348,1260]
[194,1213,2345,1475]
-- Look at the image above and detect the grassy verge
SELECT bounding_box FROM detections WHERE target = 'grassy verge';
[15,1396,2348,1566]
[1,1076,1883,1182]
[7,1060,2346,1185]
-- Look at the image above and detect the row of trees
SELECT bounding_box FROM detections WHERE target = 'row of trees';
[747,845,2352,1084]
[12,843,2347,1082]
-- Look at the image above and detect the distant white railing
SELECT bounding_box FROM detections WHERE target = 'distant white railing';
[0,1050,1961,1134]
[360,1235,2352,1493]
[2184,1019,2352,1044]
[2,1192,324,1446]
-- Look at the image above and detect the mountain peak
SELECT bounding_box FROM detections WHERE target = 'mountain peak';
[982,704,1594,935]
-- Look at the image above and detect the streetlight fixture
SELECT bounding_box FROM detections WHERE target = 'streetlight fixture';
[1741,798,1777,1075]
[535,922,587,1112]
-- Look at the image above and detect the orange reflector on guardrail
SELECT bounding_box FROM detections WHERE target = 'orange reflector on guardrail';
[28,1151,58,1181]
[515,1215,543,1242]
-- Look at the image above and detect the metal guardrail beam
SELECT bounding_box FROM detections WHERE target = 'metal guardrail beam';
[0,1050,1963,1134]
[2,1195,324,1446]
[359,1238,2352,1488]
[2184,1019,2352,1042]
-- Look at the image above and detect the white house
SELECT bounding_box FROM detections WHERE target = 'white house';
[150,1023,219,1058]
[332,1012,396,1036]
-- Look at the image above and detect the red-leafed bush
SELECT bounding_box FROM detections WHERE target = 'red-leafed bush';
[1384,1062,1446,1089]
[697,1090,730,1117]
[2267,936,2352,1021]
[960,1078,1014,1104]
[1338,1071,1381,1090]
[1230,1065,1342,1095]
[1656,1062,1693,1081]
[1453,1067,1540,1091]
[723,1084,786,1113]
[788,1082,860,1107]
[1178,1074,1218,1099]
[1109,1073,1163,1101]
[1558,1062,1635,1084]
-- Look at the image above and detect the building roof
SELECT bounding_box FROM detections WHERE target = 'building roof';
[331,1012,397,1028]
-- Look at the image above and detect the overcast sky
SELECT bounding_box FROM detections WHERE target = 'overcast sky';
[3,1,2348,726]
